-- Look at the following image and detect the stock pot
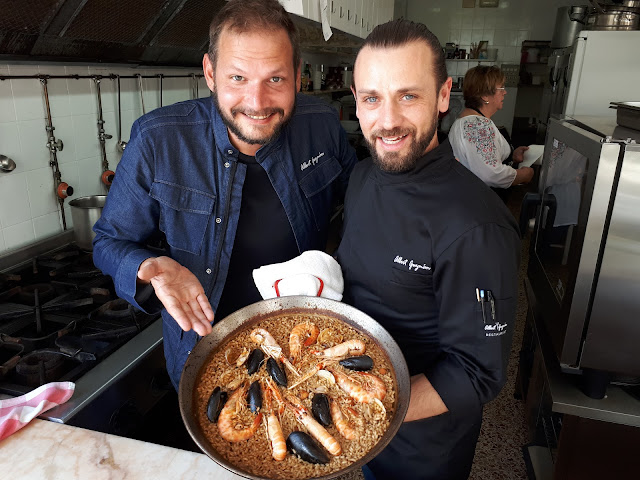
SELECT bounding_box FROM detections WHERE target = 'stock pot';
[69,195,107,251]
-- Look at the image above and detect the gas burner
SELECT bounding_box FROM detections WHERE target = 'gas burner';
[95,298,135,319]
[18,283,57,304]
[15,350,67,386]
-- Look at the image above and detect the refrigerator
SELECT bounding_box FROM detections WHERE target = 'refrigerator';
[538,30,640,140]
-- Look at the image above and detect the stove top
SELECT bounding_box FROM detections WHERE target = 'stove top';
[0,232,164,423]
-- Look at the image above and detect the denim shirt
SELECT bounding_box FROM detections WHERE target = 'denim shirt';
[92,94,356,388]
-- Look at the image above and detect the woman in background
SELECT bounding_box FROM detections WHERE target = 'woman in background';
[449,65,534,190]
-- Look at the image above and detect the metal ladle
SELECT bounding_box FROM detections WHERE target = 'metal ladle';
[0,155,16,173]
[116,75,127,153]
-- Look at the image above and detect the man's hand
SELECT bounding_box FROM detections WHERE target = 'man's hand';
[404,374,448,422]
[512,146,529,163]
[137,256,214,337]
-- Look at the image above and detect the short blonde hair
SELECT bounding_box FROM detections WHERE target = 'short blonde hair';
[462,66,506,110]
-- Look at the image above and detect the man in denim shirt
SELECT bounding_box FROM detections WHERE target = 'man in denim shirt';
[92,0,356,390]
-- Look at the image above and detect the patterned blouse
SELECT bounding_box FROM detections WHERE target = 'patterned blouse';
[448,115,516,189]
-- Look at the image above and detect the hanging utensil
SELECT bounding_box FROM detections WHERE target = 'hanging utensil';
[41,77,73,230]
[93,77,115,189]
[0,154,16,173]
[136,74,146,115]
[191,73,199,99]
[159,74,163,108]
[116,75,127,153]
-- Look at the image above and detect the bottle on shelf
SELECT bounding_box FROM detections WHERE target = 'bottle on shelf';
[301,63,312,92]
[313,64,325,91]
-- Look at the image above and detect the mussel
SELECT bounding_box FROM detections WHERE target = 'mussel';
[286,431,330,464]
[311,393,332,427]
[339,354,374,371]
[206,387,228,423]
[247,380,262,414]
[246,348,265,375]
[267,357,287,387]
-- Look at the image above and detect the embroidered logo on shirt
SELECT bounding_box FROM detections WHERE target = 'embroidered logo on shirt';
[485,322,508,337]
[393,255,431,272]
[301,152,325,171]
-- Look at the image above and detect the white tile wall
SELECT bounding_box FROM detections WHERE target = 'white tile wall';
[0,62,208,254]
[405,0,577,76]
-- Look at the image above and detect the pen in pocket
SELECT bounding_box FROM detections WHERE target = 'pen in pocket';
[476,288,487,324]
[486,289,496,322]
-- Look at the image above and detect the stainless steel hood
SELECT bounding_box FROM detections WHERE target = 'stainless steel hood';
[1,0,228,66]
[0,0,362,67]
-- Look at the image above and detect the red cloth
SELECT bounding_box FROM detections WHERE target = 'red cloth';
[0,382,74,442]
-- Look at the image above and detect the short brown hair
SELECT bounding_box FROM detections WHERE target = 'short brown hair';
[462,66,506,110]
[353,19,448,91]
[207,0,301,74]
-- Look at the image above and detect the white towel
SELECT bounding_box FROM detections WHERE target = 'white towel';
[253,250,344,301]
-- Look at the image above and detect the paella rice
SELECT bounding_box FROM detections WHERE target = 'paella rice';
[194,311,397,479]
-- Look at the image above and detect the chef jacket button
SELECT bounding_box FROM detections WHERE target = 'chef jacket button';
[224,162,230,168]
[215,217,222,224]
[227,149,233,155]
[206,268,212,274]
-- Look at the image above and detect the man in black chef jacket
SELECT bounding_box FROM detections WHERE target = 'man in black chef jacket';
[336,19,520,480]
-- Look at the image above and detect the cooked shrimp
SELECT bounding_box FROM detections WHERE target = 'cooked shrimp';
[285,394,342,456]
[330,398,357,440]
[262,380,287,461]
[327,367,386,403]
[289,321,320,363]
[218,383,262,443]
[320,339,366,359]
[250,328,300,376]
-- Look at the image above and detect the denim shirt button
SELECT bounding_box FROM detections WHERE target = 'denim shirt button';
[206,268,212,274]
[227,149,233,155]
[215,217,222,224]
[224,162,230,168]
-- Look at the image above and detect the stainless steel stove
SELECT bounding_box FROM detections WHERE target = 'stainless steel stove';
[0,231,169,435]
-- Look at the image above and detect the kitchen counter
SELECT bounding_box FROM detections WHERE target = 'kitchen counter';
[0,419,242,479]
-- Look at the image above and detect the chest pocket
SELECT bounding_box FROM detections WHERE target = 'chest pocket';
[390,265,434,290]
[385,265,435,315]
[298,155,343,230]
[150,181,215,255]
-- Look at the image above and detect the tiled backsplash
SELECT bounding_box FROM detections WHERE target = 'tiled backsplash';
[0,63,208,253]
[405,0,577,76]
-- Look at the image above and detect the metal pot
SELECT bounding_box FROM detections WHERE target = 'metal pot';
[178,296,411,480]
[69,195,107,251]
[587,2,640,29]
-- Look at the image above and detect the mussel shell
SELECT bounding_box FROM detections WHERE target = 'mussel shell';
[286,431,330,464]
[267,357,287,387]
[247,380,262,414]
[206,387,228,423]
[311,393,332,427]
[246,348,265,375]
[339,354,374,371]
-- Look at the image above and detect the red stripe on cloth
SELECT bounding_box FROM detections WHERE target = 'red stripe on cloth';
[0,382,75,442]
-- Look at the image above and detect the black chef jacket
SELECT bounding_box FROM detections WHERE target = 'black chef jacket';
[336,140,520,480]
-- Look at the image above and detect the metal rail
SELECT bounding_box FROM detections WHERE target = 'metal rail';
[0,74,203,80]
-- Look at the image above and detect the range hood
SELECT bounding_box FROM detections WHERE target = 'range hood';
[0,0,361,67]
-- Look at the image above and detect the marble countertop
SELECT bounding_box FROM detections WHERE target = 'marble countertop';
[0,419,243,479]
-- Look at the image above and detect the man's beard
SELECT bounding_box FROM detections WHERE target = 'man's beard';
[212,88,295,146]
[364,117,437,173]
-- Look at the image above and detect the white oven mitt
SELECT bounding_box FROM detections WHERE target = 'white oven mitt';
[252,250,344,301]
